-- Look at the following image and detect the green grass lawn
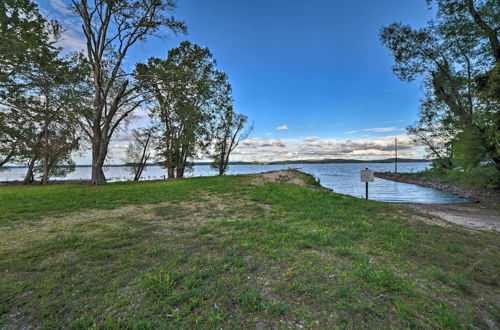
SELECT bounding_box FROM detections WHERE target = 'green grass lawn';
[1,172,498,328]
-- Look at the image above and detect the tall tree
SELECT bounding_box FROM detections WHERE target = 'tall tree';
[1,0,81,183]
[380,0,500,170]
[136,41,231,178]
[211,107,250,176]
[70,0,186,184]
[0,0,61,170]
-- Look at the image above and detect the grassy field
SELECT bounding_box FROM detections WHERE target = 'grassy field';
[1,170,499,328]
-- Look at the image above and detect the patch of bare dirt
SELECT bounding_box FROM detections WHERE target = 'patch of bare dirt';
[252,170,306,186]
[393,208,452,228]
[398,203,500,232]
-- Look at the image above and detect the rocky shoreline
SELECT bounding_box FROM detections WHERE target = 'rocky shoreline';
[374,172,499,205]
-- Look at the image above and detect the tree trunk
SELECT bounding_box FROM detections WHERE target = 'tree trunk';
[41,124,49,185]
[134,163,146,181]
[176,166,184,178]
[467,0,500,63]
[133,167,141,181]
[91,139,108,185]
[23,155,37,185]
[134,133,151,181]
[41,161,49,184]
[167,166,175,179]
[218,158,227,176]
[493,156,500,171]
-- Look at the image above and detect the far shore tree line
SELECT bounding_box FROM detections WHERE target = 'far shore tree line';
[0,0,250,185]
[381,0,499,188]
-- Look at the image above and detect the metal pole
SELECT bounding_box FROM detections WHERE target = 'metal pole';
[395,137,398,173]
[365,167,368,200]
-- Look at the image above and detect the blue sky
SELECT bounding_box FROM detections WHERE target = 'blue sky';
[39,0,434,163]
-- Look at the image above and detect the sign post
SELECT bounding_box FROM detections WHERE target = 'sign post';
[360,168,374,200]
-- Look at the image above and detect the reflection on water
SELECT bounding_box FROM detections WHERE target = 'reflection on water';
[1,162,468,204]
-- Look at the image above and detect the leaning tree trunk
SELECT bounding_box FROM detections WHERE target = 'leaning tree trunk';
[133,166,141,181]
[0,147,15,168]
[134,163,146,181]
[23,155,37,185]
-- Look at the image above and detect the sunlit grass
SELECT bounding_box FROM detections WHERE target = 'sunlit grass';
[0,172,498,328]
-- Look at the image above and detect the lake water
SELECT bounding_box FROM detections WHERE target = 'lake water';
[1,162,468,204]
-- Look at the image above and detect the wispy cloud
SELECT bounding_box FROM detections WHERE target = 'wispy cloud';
[346,127,405,134]
[383,120,406,124]
[42,1,87,52]
[276,125,289,131]
[49,0,73,15]
[58,28,86,52]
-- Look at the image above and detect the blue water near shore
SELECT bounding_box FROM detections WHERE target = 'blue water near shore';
[1,162,468,204]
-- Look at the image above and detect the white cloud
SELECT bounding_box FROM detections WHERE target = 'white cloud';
[70,134,424,165]
[240,138,285,148]
[276,125,289,131]
[230,134,423,162]
[58,28,86,52]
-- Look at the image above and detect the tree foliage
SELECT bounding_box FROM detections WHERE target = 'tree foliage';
[70,0,186,184]
[0,0,81,183]
[1,1,251,183]
[136,41,235,178]
[381,0,499,175]
[211,107,250,176]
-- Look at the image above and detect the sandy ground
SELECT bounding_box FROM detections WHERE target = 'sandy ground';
[397,202,500,232]
[252,169,306,186]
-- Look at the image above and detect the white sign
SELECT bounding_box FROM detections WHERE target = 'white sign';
[360,169,374,182]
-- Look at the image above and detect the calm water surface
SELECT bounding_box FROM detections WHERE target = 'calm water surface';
[1,162,468,204]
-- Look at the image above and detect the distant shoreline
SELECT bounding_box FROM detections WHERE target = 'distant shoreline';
[2,158,430,169]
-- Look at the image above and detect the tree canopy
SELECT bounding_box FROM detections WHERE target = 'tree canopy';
[381,0,499,183]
